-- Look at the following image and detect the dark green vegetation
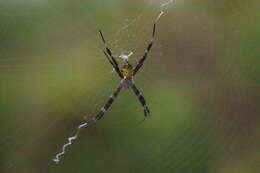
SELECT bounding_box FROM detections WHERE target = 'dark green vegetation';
[0,0,259,173]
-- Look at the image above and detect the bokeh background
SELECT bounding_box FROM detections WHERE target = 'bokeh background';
[0,0,259,173]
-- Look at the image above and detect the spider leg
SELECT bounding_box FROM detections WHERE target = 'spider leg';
[99,30,123,79]
[131,82,150,119]
[93,82,123,121]
[133,23,156,75]
[103,51,123,79]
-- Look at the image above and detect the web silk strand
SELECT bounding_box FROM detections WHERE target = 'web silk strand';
[53,122,89,163]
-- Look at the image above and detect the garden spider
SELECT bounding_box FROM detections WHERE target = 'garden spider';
[92,23,156,122]
[92,23,156,121]
[53,23,156,164]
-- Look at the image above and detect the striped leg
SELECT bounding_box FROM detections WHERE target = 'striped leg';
[131,83,150,118]
[99,30,123,79]
[93,84,123,121]
[133,23,156,75]
[103,50,123,79]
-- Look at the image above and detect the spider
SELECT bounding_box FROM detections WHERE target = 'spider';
[92,23,156,122]
[52,23,157,164]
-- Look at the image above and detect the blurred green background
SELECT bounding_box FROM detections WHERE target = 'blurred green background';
[0,0,259,173]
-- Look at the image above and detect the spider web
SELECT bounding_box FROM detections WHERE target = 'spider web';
[52,0,175,164]
[0,0,259,173]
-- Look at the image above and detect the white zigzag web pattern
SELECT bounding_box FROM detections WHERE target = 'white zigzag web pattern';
[52,0,175,164]
[53,122,88,163]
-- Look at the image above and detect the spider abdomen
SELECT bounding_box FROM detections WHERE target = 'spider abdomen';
[121,79,132,90]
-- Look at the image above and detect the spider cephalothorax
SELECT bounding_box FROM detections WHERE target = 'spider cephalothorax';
[93,23,156,122]
[121,63,133,78]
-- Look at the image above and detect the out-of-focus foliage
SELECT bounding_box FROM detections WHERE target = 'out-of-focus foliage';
[0,0,259,173]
